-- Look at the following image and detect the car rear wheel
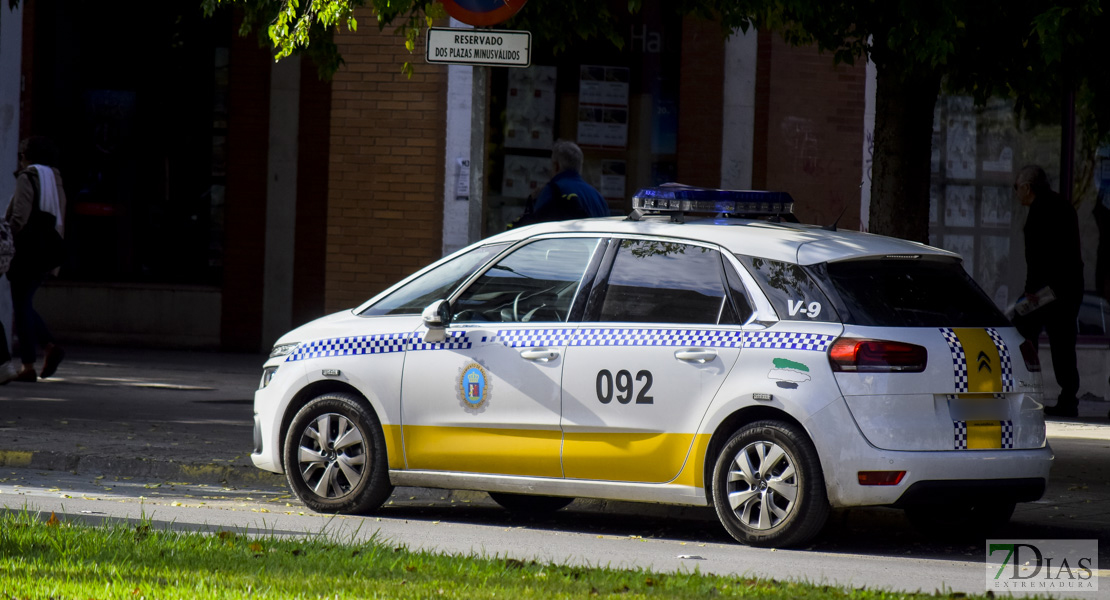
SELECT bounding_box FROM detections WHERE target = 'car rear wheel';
[711,420,829,548]
[283,393,393,514]
[488,492,574,514]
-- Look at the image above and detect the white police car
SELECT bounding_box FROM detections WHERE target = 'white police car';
[252,187,1051,548]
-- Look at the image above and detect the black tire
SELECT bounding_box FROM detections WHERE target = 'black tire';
[711,420,829,548]
[904,501,1016,539]
[283,392,393,514]
[488,492,574,514]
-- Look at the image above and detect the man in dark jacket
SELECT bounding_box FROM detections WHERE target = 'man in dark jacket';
[511,140,609,227]
[1013,165,1083,417]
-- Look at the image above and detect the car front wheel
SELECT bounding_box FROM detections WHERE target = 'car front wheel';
[283,392,393,514]
[711,420,829,548]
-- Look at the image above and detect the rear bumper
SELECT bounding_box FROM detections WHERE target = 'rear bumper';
[806,399,1053,508]
[890,477,1045,507]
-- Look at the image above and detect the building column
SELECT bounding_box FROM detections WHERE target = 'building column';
[261,56,301,347]
[720,28,757,189]
[0,5,23,350]
[1,4,22,204]
[860,56,877,231]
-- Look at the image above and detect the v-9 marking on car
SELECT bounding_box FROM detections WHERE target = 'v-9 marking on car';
[251,186,1051,548]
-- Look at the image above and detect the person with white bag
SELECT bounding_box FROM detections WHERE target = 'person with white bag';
[6,136,66,382]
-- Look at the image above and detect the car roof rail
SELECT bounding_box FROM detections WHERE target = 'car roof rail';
[628,183,797,224]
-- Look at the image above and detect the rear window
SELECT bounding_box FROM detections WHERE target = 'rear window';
[821,258,1009,327]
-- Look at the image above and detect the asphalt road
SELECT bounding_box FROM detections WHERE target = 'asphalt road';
[1,345,1109,596]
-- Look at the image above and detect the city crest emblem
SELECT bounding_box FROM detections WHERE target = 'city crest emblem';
[457,362,492,412]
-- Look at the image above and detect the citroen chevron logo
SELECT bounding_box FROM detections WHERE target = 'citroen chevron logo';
[977,351,992,373]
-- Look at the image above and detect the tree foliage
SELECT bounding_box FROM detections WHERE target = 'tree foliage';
[202,0,634,78]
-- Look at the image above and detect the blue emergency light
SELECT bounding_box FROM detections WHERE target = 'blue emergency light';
[630,185,795,221]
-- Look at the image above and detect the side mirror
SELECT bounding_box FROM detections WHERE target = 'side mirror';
[422,299,451,343]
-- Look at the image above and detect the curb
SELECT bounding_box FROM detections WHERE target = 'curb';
[0,449,286,488]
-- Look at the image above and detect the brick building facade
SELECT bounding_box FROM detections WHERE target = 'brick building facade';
[325,17,447,313]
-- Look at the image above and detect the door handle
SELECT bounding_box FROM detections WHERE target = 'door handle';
[674,349,717,364]
[520,348,561,362]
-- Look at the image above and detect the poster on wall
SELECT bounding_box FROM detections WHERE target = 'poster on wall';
[579,65,629,106]
[981,147,1013,173]
[946,97,977,179]
[980,186,1012,227]
[977,235,1011,309]
[599,160,626,199]
[577,65,629,149]
[577,107,628,148]
[501,155,551,199]
[944,185,976,227]
[505,65,557,150]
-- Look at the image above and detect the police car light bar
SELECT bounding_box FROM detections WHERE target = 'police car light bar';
[630,185,795,220]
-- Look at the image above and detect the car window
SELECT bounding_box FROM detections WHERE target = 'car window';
[821,258,1010,327]
[360,243,509,316]
[452,238,601,323]
[720,258,754,325]
[595,240,733,324]
[737,255,837,322]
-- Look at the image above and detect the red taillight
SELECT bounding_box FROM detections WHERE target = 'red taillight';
[828,338,927,373]
[1019,340,1041,372]
[857,471,906,486]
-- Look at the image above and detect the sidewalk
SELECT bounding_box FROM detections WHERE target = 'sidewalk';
[0,344,1108,537]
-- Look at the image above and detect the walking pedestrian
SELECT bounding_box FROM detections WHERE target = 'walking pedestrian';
[6,136,67,382]
[1012,165,1083,417]
[510,139,609,228]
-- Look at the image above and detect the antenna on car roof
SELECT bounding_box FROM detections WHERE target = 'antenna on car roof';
[822,205,849,232]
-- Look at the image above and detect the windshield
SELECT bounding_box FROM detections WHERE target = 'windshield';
[360,243,509,316]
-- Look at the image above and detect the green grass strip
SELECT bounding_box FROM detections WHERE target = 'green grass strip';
[0,510,1035,599]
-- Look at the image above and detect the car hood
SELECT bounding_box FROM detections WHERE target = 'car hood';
[274,309,421,349]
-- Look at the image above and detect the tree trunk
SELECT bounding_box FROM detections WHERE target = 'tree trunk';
[869,63,942,244]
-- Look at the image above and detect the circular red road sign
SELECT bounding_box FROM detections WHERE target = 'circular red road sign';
[441,0,528,27]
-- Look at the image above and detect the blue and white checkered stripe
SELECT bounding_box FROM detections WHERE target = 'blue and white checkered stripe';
[286,331,472,361]
[954,421,968,449]
[742,331,834,352]
[286,333,410,361]
[571,328,746,348]
[491,328,745,349]
[492,328,829,350]
[940,327,969,393]
[409,331,473,351]
[985,328,1015,392]
[288,327,833,359]
[491,328,577,348]
[1001,420,1014,449]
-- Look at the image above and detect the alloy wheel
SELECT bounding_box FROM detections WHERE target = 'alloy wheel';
[296,412,368,499]
[724,440,799,530]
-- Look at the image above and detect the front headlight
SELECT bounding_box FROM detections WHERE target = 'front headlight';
[269,342,300,358]
[259,366,279,389]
